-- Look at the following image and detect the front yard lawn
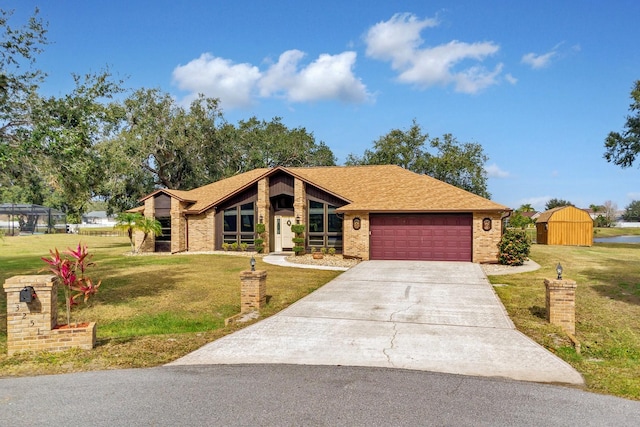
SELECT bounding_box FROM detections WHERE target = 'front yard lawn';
[3,233,640,401]
[0,234,341,376]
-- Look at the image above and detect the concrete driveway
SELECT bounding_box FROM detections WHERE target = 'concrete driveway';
[170,261,583,385]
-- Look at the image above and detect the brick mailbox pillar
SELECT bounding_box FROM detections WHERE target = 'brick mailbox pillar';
[544,278,577,335]
[3,275,96,355]
[240,270,267,313]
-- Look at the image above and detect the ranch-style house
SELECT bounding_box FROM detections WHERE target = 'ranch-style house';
[132,165,510,263]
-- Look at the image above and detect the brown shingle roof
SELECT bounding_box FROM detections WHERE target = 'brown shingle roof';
[182,168,270,212]
[288,165,508,212]
[138,165,509,214]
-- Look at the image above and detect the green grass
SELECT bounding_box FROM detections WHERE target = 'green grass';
[3,233,640,400]
[0,234,341,376]
[594,226,640,237]
[489,241,640,400]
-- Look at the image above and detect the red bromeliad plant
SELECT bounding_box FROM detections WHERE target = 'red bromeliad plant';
[41,243,101,326]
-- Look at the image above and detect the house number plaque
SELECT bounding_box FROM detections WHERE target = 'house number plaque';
[482,218,492,231]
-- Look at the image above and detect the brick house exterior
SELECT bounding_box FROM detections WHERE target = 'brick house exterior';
[133,165,510,263]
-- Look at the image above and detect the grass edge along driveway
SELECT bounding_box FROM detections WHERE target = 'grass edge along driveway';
[490,242,640,400]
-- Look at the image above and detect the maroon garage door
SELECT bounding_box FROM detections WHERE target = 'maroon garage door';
[370,214,472,261]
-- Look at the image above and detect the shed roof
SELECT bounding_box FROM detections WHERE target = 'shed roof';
[536,206,592,223]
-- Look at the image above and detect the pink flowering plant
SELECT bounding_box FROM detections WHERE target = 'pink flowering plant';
[41,243,101,326]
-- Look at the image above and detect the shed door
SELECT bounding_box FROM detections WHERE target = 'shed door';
[370,214,472,261]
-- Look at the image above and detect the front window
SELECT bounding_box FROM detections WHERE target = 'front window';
[307,201,343,250]
[223,202,255,245]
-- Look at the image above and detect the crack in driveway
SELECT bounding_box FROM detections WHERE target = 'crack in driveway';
[384,286,419,366]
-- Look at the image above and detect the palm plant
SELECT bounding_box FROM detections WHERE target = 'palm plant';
[135,216,163,253]
[114,212,143,253]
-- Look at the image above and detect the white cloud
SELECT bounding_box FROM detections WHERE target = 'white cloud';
[521,51,556,69]
[365,13,439,67]
[172,53,261,108]
[364,13,503,94]
[485,163,510,178]
[505,73,518,84]
[173,50,371,109]
[260,50,371,103]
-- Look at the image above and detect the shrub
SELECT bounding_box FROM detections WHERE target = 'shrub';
[291,224,305,235]
[239,242,248,252]
[328,247,336,256]
[256,223,266,234]
[291,224,305,255]
[230,242,239,251]
[254,238,265,253]
[320,247,327,255]
[498,229,531,266]
[221,242,230,251]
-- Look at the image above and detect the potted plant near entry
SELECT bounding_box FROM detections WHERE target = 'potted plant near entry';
[312,247,323,259]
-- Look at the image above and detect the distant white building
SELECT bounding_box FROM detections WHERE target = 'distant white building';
[82,211,117,227]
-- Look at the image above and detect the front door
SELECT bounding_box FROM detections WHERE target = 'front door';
[274,215,295,252]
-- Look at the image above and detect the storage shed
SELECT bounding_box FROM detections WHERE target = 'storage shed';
[536,206,593,246]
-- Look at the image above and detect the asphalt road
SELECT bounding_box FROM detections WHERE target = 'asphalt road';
[1,365,638,426]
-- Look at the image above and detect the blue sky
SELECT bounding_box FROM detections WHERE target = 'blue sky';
[7,0,640,211]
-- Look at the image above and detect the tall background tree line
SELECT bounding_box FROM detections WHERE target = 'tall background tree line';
[1,9,495,223]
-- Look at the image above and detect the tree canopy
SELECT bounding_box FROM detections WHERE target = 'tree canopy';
[346,120,490,198]
[604,80,640,168]
[99,90,336,213]
[622,200,640,222]
[2,9,500,221]
[545,198,574,210]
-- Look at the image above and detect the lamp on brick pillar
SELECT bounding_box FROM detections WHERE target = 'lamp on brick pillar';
[250,256,256,272]
[545,264,577,336]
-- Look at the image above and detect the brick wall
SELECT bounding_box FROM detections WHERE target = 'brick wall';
[187,210,215,251]
[171,199,188,253]
[3,275,95,355]
[257,177,270,252]
[293,178,306,227]
[473,212,503,263]
[343,213,370,260]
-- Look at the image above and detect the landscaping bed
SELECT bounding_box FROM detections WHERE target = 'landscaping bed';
[285,253,360,269]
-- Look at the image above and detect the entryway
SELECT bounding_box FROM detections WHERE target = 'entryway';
[273,215,295,252]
